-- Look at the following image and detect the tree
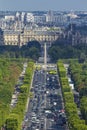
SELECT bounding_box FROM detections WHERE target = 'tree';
[79,53,86,63]
[27,40,41,51]
[28,47,40,60]
[5,114,18,130]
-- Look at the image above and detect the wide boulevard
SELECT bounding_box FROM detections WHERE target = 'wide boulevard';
[22,43,68,130]
[22,64,68,130]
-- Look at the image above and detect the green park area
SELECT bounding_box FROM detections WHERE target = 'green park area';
[0,58,34,130]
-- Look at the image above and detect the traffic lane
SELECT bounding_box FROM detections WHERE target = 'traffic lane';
[23,68,67,130]
[45,74,67,130]
[24,69,44,129]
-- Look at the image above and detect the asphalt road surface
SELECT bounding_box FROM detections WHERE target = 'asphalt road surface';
[22,65,68,130]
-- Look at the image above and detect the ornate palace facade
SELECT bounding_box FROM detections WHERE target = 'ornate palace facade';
[3,29,59,46]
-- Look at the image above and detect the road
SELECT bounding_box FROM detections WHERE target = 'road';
[22,42,68,130]
[22,65,68,130]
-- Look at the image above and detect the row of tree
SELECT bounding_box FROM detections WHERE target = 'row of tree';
[5,61,34,130]
[57,60,87,130]
[0,58,23,128]
[69,61,87,123]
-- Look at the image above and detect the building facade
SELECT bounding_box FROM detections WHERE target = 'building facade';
[3,29,59,46]
[4,30,20,46]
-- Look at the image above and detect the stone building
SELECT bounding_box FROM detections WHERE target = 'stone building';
[3,29,59,46]
[4,30,20,46]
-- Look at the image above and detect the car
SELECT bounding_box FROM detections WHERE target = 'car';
[24,118,28,122]
[45,110,51,114]
[46,91,49,94]
[41,123,44,128]
[31,112,36,116]
[35,119,40,124]
[62,117,66,124]
[31,117,37,123]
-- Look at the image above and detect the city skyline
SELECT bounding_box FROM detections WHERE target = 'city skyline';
[0,0,87,11]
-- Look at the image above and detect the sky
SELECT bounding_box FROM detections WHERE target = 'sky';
[0,0,87,11]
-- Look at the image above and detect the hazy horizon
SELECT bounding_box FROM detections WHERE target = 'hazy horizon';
[0,0,87,11]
